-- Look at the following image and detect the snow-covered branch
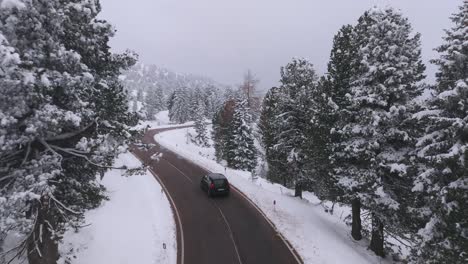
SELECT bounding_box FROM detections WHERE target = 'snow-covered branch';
[50,145,126,170]
[44,119,97,142]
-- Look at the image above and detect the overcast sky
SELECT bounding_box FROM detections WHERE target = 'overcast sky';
[100,0,460,90]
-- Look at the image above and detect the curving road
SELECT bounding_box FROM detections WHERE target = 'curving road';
[132,127,303,264]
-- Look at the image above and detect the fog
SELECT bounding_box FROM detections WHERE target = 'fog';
[100,0,459,90]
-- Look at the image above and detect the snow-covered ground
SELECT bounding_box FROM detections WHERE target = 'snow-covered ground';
[134,110,194,131]
[155,126,391,264]
[58,152,177,264]
[56,110,181,264]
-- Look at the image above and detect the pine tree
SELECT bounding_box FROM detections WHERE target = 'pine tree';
[145,87,165,120]
[0,0,137,262]
[326,24,361,217]
[193,100,209,147]
[259,87,287,184]
[168,87,190,123]
[212,100,236,163]
[332,7,425,256]
[203,85,223,119]
[327,24,364,241]
[275,58,318,196]
[327,24,357,110]
[188,86,204,120]
[223,86,243,102]
[167,91,176,114]
[227,100,257,171]
[411,1,468,262]
[304,76,338,203]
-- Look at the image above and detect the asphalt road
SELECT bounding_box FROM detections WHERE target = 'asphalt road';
[132,126,302,264]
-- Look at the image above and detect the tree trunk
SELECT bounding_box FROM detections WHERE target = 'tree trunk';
[351,198,362,240]
[28,198,59,264]
[294,182,302,199]
[369,213,385,257]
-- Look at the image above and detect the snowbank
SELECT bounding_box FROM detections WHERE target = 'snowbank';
[133,110,194,130]
[155,127,389,264]
[58,152,176,264]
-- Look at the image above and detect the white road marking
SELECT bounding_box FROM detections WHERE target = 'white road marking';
[214,203,243,264]
[162,158,194,183]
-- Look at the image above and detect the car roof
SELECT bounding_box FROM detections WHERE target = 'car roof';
[207,173,227,180]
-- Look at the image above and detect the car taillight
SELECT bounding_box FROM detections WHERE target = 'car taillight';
[210,183,215,189]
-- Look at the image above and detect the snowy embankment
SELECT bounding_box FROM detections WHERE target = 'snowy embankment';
[58,152,176,264]
[155,126,388,264]
[134,110,194,130]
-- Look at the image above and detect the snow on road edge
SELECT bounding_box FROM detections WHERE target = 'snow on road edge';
[155,126,389,264]
[58,152,177,264]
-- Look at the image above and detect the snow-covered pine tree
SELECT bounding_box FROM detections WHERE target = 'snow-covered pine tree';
[411,1,468,262]
[168,87,190,123]
[212,107,225,162]
[303,76,338,203]
[188,86,204,120]
[327,24,364,241]
[145,86,165,120]
[223,86,243,102]
[0,0,138,262]
[193,100,209,147]
[271,58,318,197]
[227,99,257,171]
[203,85,223,119]
[259,87,288,184]
[326,24,361,214]
[327,24,357,111]
[167,90,176,113]
[332,7,425,256]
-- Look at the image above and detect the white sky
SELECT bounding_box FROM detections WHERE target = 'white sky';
[100,0,460,90]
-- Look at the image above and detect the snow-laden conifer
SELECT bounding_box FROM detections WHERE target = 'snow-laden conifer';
[0,0,138,260]
[332,7,425,256]
[411,1,468,262]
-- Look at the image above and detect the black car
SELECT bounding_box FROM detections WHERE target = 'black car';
[200,173,230,197]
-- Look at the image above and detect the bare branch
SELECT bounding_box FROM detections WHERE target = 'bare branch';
[0,150,23,163]
[0,175,15,183]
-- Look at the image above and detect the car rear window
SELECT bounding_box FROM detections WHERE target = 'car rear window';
[213,179,227,188]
